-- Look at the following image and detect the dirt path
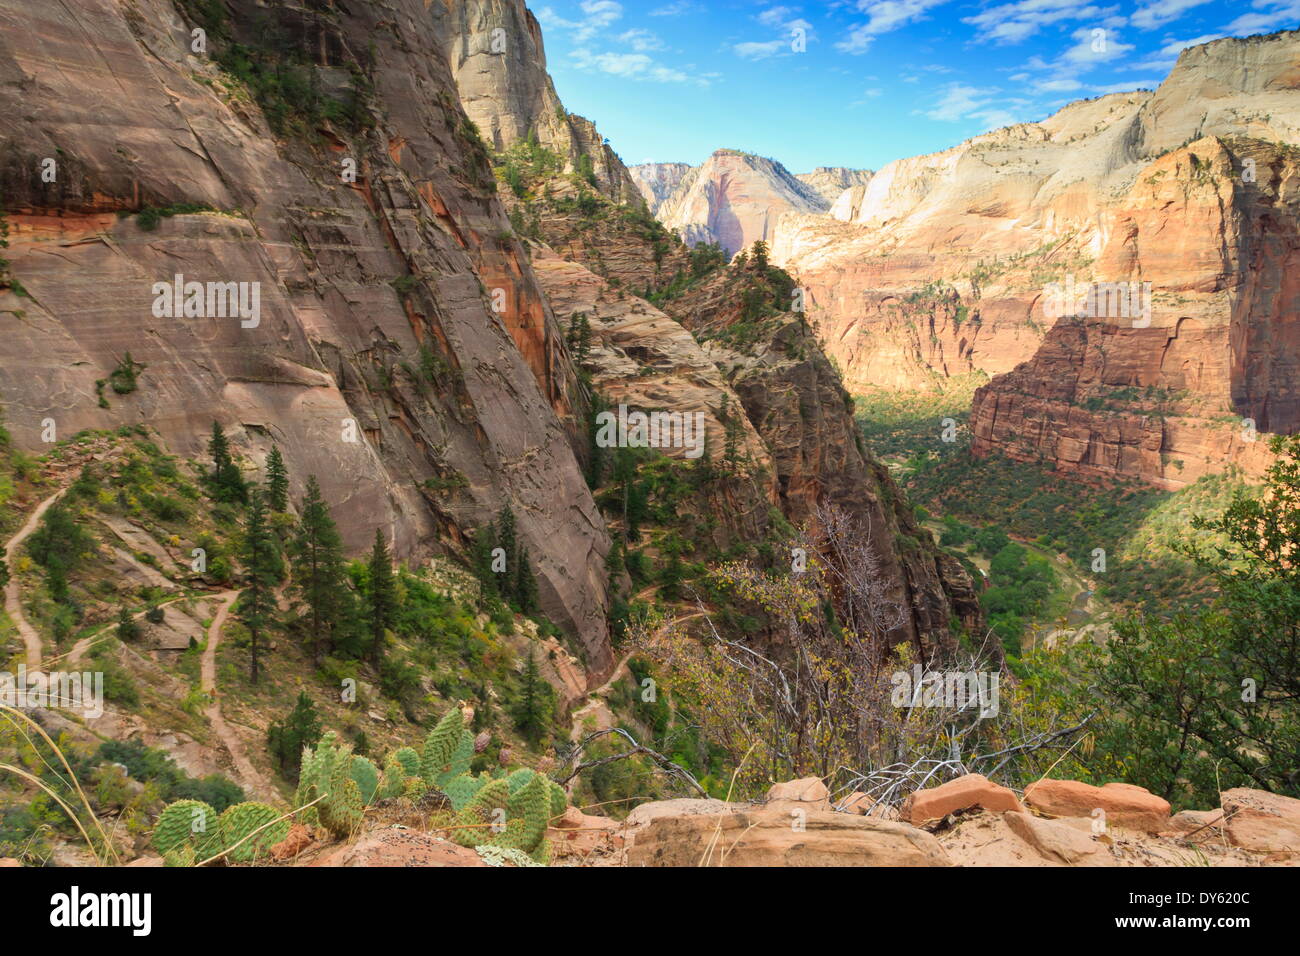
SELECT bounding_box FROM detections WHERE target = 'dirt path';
[202,589,279,803]
[4,487,68,667]
[54,593,193,668]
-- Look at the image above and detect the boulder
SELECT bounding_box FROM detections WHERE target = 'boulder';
[1003,811,1110,866]
[624,798,736,829]
[836,791,898,818]
[1023,779,1170,833]
[0,858,19,867]
[764,777,831,813]
[1221,788,1300,852]
[547,807,624,860]
[314,829,485,867]
[901,773,1023,824]
[1168,809,1225,843]
[626,808,951,867]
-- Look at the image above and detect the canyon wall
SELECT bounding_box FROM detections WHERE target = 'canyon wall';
[0,0,614,672]
[773,31,1300,487]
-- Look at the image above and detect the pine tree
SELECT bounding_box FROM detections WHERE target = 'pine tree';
[366,528,397,667]
[496,506,519,604]
[470,523,499,600]
[291,476,349,665]
[207,421,247,504]
[515,546,538,614]
[266,445,289,513]
[751,239,770,272]
[266,691,322,782]
[236,489,278,683]
[513,648,550,744]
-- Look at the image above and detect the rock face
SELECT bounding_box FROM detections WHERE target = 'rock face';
[0,0,613,674]
[774,30,1300,485]
[1221,788,1300,852]
[795,166,874,206]
[626,807,952,867]
[433,0,639,203]
[628,162,693,213]
[654,149,828,255]
[661,265,984,652]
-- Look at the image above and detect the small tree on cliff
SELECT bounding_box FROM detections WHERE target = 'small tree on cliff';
[366,528,397,666]
[206,421,247,504]
[236,490,278,684]
[290,476,350,665]
[265,445,289,513]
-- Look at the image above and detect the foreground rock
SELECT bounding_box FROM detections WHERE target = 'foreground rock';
[1024,780,1171,833]
[314,829,485,867]
[1222,789,1300,852]
[901,773,1022,824]
[627,808,951,867]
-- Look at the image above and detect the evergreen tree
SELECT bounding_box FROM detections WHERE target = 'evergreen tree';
[750,239,770,271]
[207,421,247,503]
[236,489,278,683]
[515,546,539,614]
[513,648,552,744]
[27,501,93,603]
[266,445,289,513]
[469,523,499,600]
[266,691,322,782]
[116,607,140,642]
[366,528,397,666]
[291,476,350,665]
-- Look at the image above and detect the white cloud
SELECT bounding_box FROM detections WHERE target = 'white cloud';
[733,9,813,60]
[965,1,1122,45]
[835,0,952,53]
[570,47,714,85]
[649,0,701,15]
[618,28,665,51]
[1228,0,1300,34]
[1130,0,1214,30]
[922,82,1027,129]
[537,1,623,43]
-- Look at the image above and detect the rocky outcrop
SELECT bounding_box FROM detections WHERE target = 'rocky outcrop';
[969,136,1298,488]
[0,0,613,673]
[773,31,1300,485]
[796,166,873,205]
[655,149,827,255]
[628,162,693,213]
[433,0,640,203]
[626,807,952,867]
[661,265,984,652]
[901,773,1022,824]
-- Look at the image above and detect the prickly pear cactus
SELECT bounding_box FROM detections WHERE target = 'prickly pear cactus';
[547,779,567,820]
[451,773,552,863]
[218,802,289,864]
[392,746,420,778]
[442,772,488,811]
[350,755,380,806]
[379,752,408,799]
[152,799,218,858]
[420,709,472,785]
[296,731,364,838]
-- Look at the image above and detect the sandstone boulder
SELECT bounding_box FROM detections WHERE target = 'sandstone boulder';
[314,829,485,867]
[269,823,316,861]
[626,808,951,867]
[1222,789,1300,853]
[764,777,831,813]
[1023,780,1170,832]
[901,773,1022,824]
[1003,811,1110,866]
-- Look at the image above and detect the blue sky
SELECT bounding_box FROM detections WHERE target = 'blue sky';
[534,0,1300,173]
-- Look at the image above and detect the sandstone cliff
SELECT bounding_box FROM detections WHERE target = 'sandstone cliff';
[652,149,828,255]
[0,0,613,672]
[796,166,874,205]
[773,30,1300,487]
[434,0,640,204]
[628,162,693,213]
